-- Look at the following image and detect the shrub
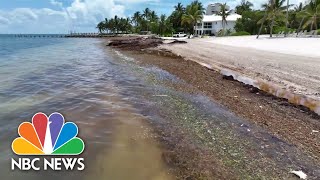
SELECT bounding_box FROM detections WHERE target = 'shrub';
[231,31,251,36]
[317,29,320,35]
[217,29,233,37]
[273,26,295,34]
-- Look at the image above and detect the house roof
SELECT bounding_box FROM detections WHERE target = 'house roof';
[202,14,241,22]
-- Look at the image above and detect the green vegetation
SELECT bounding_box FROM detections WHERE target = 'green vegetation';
[216,3,231,36]
[231,31,251,36]
[96,0,205,36]
[259,0,289,37]
[97,0,320,37]
[181,2,204,34]
[235,0,253,15]
[273,26,294,33]
[235,0,320,38]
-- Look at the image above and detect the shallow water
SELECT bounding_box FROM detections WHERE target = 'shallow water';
[0,37,174,179]
[0,36,319,179]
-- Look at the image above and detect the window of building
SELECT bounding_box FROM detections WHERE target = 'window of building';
[204,22,212,28]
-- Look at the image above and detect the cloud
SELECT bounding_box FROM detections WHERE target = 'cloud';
[115,0,159,3]
[0,0,126,33]
[50,0,63,7]
[66,0,125,22]
[0,8,68,33]
[0,16,10,25]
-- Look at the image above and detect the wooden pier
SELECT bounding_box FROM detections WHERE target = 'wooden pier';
[13,34,66,38]
[12,33,105,38]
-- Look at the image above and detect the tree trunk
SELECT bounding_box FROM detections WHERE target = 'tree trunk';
[270,18,275,37]
[223,20,225,36]
[257,10,268,39]
[192,22,195,35]
[297,17,305,36]
[310,18,314,31]
[285,0,290,37]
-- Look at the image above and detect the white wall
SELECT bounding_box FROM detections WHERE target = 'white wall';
[195,20,237,36]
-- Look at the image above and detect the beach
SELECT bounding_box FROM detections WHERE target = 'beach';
[106,36,320,179]
[1,35,319,179]
[160,36,320,101]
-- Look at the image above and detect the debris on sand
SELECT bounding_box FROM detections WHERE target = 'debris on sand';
[106,36,186,51]
[290,170,307,179]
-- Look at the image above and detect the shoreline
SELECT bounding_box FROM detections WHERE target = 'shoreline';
[158,37,320,113]
[105,36,320,178]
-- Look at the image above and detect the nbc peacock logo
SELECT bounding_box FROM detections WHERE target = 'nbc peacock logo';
[12,112,85,155]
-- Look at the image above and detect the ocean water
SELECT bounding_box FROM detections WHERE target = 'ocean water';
[0,36,177,179]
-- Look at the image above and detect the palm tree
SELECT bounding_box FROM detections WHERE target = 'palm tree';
[181,4,204,34]
[108,18,116,34]
[294,2,303,12]
[143,8,151,31]
[170,3,186,32]
[236,0,253,15]
[302,0,320,31]
[174,2,185,12]
[191,0,205,13]
[216,3,231,36]
[132,11,142,27]
[258,0,288,37]
[143,8,151,20]
[291,3,304,35]
[159,14,168,35]
[149,11,158,22]
[103,18,108,33]
[96,22,105,33]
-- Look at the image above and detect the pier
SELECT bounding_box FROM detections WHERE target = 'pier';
[13,34,66,38]
[11,33,111,38]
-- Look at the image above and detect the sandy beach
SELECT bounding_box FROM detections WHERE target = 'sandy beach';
[160,36,320,102]
[105,36,320,179]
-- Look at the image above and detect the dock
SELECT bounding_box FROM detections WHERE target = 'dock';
[11,33,114,38]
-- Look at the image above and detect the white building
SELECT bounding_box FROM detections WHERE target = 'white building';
[195,3,241,36]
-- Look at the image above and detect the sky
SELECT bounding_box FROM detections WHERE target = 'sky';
[0,0,305,34]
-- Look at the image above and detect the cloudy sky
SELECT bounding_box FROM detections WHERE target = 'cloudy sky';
[0,0,305,34]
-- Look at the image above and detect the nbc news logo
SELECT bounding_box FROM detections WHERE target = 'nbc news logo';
[11,112,85,171]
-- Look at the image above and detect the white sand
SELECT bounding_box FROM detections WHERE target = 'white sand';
[160,35,320,99]
[204,35,320,58]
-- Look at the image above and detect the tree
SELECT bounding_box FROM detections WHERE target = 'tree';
[235,10,266,35]
[158,14,168,35]
[132,11,142,27]
[174,2,185,12]
[181,4,204,34]
[96,22,105,33]
[258,0,288,37]
[149,11,159,22]
[236,0,254,15]
[302,0,320,30]
[143,8,151,20]
[294,2,303,12]
[169,2,186,32]
[143,8,152,31]
[191,0,205,13]
[216,3,231,36]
